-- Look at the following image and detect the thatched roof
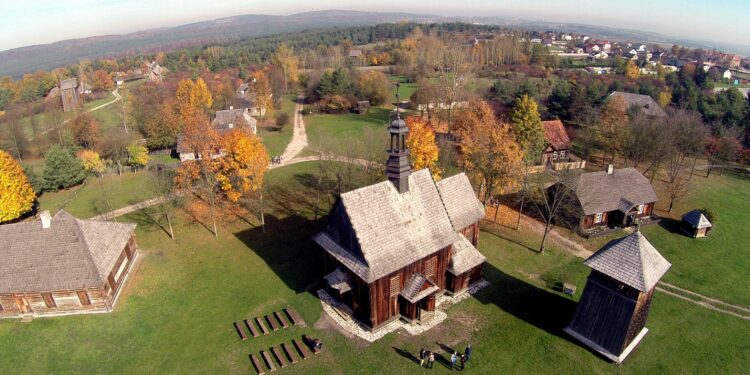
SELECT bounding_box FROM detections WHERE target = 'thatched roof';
[608,91,667,117]
[0,211,136,292]
[562,168,657,216]
[447,234,486,275]
[436,173,485,232]
[542,120,571,150]
[585,231,671,292]
[682,210,712,229]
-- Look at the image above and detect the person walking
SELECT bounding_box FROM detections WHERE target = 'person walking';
[428,351,435,369]
[465,344,472,362]
[419,348,426,368]
[460,354,466,371]
[450,351,457,371]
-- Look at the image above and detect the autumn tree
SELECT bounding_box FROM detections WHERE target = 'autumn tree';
[217,129,269,203]
[271,43,299,91]
[90,70,114,92]
[624,59,639,79]
[509,94,545,161]
[248,70,274,118]
[405,116,441,179]
[523,169,575,253]
[77,149,106,176]
[357,70,390,106]
[598,95,630,161]
[42,144,86,191]
[435,44,473,133]
[175,77,213,121]
[147,165,180,240]
[0,149,36,222]
[69,112,101,149]
[456,99,524,205]
[127,143,149,170]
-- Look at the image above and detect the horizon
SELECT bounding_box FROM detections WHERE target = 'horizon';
[0,1,748,53]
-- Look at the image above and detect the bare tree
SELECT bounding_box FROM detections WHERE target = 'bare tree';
[434,43,474,134]
[664,170,691,212]
[148,165,180,239]
[523,169,575,253]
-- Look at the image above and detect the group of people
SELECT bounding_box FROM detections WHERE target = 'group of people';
[270,156,284,165]
[418,344,472,371]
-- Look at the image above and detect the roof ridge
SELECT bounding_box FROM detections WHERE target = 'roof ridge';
[433,171,458,231]
[72,217,112,282]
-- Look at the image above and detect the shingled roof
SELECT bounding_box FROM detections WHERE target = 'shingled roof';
[608,91,667,118]
[60,78,78,91]
[436,173,485,231]
[212,108,257,133]
[400,273,439,304]
[315,169,468,283]
[542,120,571,150]
[562,167,657,216]
[682,209,712,229]
[584,231,671,292]
[447,234,486,275]
[0,211,136,292]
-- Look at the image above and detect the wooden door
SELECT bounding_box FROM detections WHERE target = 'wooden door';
[15,297,30,313]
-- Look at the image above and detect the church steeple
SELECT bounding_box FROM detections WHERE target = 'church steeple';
[386,83,411,193]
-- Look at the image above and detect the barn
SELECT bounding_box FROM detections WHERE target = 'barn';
[313,109,486,331]
[565,230,671,363]
[0,211,138,318]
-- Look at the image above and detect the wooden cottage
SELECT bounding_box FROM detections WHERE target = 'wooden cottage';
[608,91,668,118]
[59,78,82,112]
[176,107,257,161]
[565,230,671,363]
[681,209,713,238]
[558,166,657,232]
[314,110,486,331]
[541,120,572,165]
[0,211,138,318]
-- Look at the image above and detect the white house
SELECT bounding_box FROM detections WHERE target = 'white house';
[723,69,733,80]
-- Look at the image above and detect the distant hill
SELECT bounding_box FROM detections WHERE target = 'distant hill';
[0,10,439,77]
[2,10,748,78]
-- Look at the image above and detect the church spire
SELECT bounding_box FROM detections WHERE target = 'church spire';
[386,83,411,193]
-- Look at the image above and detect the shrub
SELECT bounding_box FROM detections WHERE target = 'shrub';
[699,207,718,223]
[276,112,290,127]
[319,95,352,114]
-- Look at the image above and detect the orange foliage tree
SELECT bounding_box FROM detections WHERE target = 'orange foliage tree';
[175,77,213,121]
[217,129,269,202]
[405,116,441,179]
[249,70,274,118]
[69,112,101,149]
[598,95,630,161]
[90,70,114,92]
[0,149,36,222]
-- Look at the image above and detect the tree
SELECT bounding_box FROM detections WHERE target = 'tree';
[624,60,639,79]
[77,149,106,176]
[42,144,86,190]
[357,70,390,106]
[598,95,630,161]
[509,94,545,161]
[0,111,29,162]
[248,70,274,118]
[434,44,473,133]
[127,143,149,170]
[90,70,113,92]
[175,77,213,121]
[69,112,101,149]
[523,170,574,253]
[0,149,36,222]
[456,99,524,205]
[271,43,299,91]
[317,68,354,98]
[216,129,270,203]
[405,116,441,179]
[147,165,180,240]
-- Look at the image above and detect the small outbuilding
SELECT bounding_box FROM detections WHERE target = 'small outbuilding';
[681,210,712,238]
[564,230,671,363]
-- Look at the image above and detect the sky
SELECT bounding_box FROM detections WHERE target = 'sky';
[0,0,748,52]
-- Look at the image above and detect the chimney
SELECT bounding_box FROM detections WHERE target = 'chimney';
[607,164,614,175]
[40,210,52,229]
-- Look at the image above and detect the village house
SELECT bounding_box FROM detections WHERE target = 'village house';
[59,78,82,112]
[313,112,486,331]
[540,120,572,165]
[0,211,138,318]
[608,91,668,118]
[145,61,165,83]
[235,82,271,117]
[555,166,657,233]
[565,230,671,363]
[176,107,257,161]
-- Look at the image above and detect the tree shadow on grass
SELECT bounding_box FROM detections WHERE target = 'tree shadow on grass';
[474,263,578,342]
[481,225,538,254]
[657,217,685,236]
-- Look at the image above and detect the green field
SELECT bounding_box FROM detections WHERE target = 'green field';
[258,94,298,157]
[305,107,390,159]
[37,171,159,218]
[1,161,747,374]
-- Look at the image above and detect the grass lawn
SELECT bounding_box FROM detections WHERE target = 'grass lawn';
[388,75,417,104]
[37,171,159,218]
[1,161,746,374]
[306,107,390,159]
[258,94,297,156]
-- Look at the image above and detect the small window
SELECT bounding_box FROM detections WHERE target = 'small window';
[637,205,644,214]
[552,151,558,160]
[560,150,566,159]
[77,291,91,306]
[425,256,437,279]
[389,275,400,297]
[594,213,603,224]
[42,292,56,308]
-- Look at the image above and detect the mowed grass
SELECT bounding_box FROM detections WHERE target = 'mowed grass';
[37,171,159,218]
[1,161,747,374]
[640,172,750,306]
[258,94,298,157]
[306,107,389,158]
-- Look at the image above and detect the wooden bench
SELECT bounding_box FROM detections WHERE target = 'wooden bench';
[293,339,310,360]
[266,315,280,331]
[285,307,305,327]
[249,354,265,375]
[281,343,299,364]
[256,317,269,335]
[275,311,289,328]
[261,350,276,372]
[233,322,248,341]
[245,319,259,338]
[271,346,287,368]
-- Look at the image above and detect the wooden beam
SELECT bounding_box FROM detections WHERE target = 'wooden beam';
[285,307,305,327]
[281,343,299,364]
[292,339,310,359]
[275,311,289,328]
[233,322,248,341]
[256,317,269,335]
[245,319,259,338]
[261,350,276,372]
[249,354,265,375]
[271,346,287,368]
[266,315,279,331]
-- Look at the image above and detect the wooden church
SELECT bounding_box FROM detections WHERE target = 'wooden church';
[565,230,671,363]
[314,94,486,331]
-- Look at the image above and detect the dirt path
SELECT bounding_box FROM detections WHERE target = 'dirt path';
[516,214,593,259]
[90,195,169,220]
[278,94,307,163]
[35,88,121,139]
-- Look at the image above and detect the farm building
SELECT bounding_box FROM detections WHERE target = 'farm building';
[541,120,572,165]
[59,78,82,112]
[0,211,138,318]
[554,165,657,233]
[607,91,668,118]
[175,107,257,161]
[565,230,671,363]
[314,111,486,330]
[681,209,713,238]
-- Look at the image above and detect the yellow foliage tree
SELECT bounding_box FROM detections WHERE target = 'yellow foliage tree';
[624,59,639,79]
[598,95,630,161]
[127,143,150,169]
[405,116,441,180]
[658,88,672,108]
[271,43,299,91]
[77,149,106,175]
[0,149,36,222]
[175,77,213,121]
[217,129,270,202]
[249,70,274,118]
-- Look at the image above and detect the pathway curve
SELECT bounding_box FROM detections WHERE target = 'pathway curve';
[278,94,308,163]
[35,88,121,139]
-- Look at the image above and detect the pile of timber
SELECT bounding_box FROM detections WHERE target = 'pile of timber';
[249,337,319,374]
[232,308,305,340]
